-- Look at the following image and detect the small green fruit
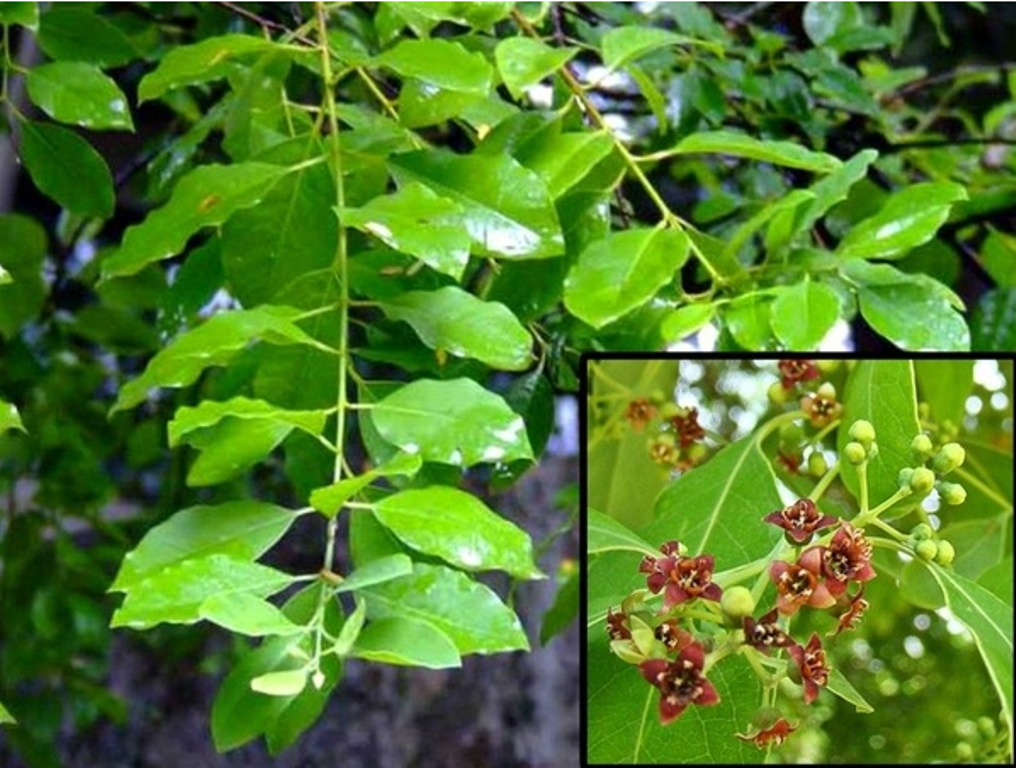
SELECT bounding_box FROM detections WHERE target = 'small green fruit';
[909,467,936,494]
[938,482,967,506]
[843,441,866,465]
[935,540,955,566]
[720,586,756,625]
[779,421,804,443]
[768,381,787,406]
[848,419,876,447]
[910,433,934,462]
[932,442,965,475]
[897,467,914,489]
[956,741,973,761]
[915,539,938,561]
[911,523,933,541]
[977,716,997,739]
[817,381,837,400]
[660,402,680,419]
[808,451,828,478]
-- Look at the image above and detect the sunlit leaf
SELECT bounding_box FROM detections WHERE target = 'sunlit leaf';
[27,62,133,130]
[669,130,842,173]
[351,616,461,669]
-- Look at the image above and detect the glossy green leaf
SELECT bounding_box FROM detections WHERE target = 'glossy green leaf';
[389,149,564,259]
[111,554,294,629]
[0,700,14,724]
[184,417,294,486]
[372,39,493,95]
[940,515,1010,581]
[723,292,776,350]
[842,260,970,351]
[0,400,25,434]
[333,553,414,594]
[540,569,578,646]
[981,226,1016,287]
[825,668,874,713]
[111,500,300,591]
[37,7,137,66]
[0,3,37,29]
[373,486,542,579]
[660,303,716,343]
[495,37,576,99]
[199,592,302,637]
[332,597,367,655]
[102,162,291,279]
[726,189,814,260]
[977,557,1013,604]
[341,183,470,280]
[212,586,342,754]
[0,213,47,338]
[669,130,842,173]
[361,562,529,654]
[378,287,532,371]
[311,454,422,518]
[19,120,114,218]
[396,77,488,129]
[838,361,919,511]
[564,227,689,329]
[139,34,286,102]
[386,2,513,33]
[971,288,1016,351]
[769,280,840,350]
[351,616,461,669]
[601,26,711,70]
[169,397,328,447]
[26,62,133,130]
[372,377,533,465]
[915,359,973,427]
[836,182,967,260]
[588,507,656,556]
[112,305,333,413]
[250,669,308,697]
[781,149,878,245]
[803,1,863,45]
[515,130,616,199]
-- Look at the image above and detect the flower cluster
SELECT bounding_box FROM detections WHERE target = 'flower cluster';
[621,396,709,471]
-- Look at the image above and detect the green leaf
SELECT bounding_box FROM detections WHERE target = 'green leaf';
[0,699,14,724]
[385,2,513,35]
[372,39,493,95]
[669,129,842,173]
[0,3,37,29]
[37,7,138,66]
[0,213,47,338]
[769,280,840,350]
[842,260,970,351]
[723,292,776,350]
[184,417,294,486]
[660,303,716,343]
[378,287,532,371]
[540,569,578,646]
[112,305,333,413]
[332,597,367,655]
[588,507,656,556]
[601,26,714,70]
[212,586,342,754]
[139,34,287,102]
[26,62,133,131]
[803,1,863,45]
[836,182,967,260]
[0,400,25,434]
[971,288,1016,351]
[111,500,300,591]
[838,361,919,511]
[199,592,302,637]
[981,226,1016,287]
[372,378,533,465]
[102,162,291,279]
[515,130,616,199]
[169,397,328,447]
[926,564,1014,745]
[361,562,529,654]
[19,120,114,217]
[111,554,294,629]
[311,454,422,518]
[333,553,415,594]
[389,149,564,259]
[825,668,874,713]
[250,669,308,697]
[726,189,814,260]
[373,486,542,579]
[915,359,973,427]
[495,37,576,99]
[351,616,461,669]
[564,227,690,329]
[341,183,470,280]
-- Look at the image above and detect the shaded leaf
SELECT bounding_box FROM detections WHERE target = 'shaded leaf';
[19,120,114,218]
[540,569,578,646]
[669,130,842,173]
[0,700,14,724]
[0,213,47,338]
[0,401,25,434]
[333,553,414,594]
[311,454,423,519]
[971,288,1016,351]
[601,26,717,70]
[184,417,294,486]
[588,507,656,556]
[37,7,138,66]
[27,62,133,130]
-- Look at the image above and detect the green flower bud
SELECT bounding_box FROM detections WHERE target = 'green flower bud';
[935,539,955,566]
[909,467,936,494]
[779,421,804,444]
[911,523,933,541]
[956,741,973,761]
[910,433,934,462]
[932,442,965,475]
[808,451,828,478]
[767,381,787,406]
[720,586,756,626]
[918,402,930,420]
[610,638,647,665]
[660,402,680,419]
[938,482,967,506]
[915,539,938,561]
[897,467,914,489]
[649,389,665,405]
[977,716,997,739]
[816,360,839,374]
[817,382,837,400]
[941,419,958,440]
[843,441,867,465]
[848,419,876,447]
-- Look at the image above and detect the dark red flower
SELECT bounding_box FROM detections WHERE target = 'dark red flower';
[820,522,876,591]
[648,434,679,466]
[647,552,724,610]
[742,608,794,654]
[737,716,798,748]
[764,498,838,544]
[769,553,836,615]
[778,360,819,390]
[776,448,803,475]
[654,620,695,654]
[626,398,657,431]
[606,607,631,641]
[639,643,720,725]
[828,587,869,637]
[799,392,842,427]
[788,633,830,704]
[669,406,705,448]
